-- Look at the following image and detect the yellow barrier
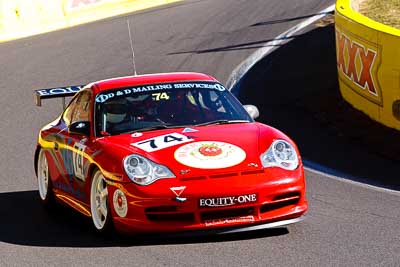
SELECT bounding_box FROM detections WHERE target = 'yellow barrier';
[335,0,400,130]
[0,0,181,42]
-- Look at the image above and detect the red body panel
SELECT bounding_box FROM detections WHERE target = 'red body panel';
[36,72,307,233]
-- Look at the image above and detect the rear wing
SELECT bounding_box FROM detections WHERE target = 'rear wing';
[34,86,84,108]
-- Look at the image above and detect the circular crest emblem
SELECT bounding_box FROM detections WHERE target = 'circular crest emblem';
[174,141,246,169]
[113,189,128,218]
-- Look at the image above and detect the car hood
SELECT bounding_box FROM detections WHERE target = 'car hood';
[96,122,281,176]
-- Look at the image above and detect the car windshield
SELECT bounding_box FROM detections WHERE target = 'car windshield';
[94,81,252,136]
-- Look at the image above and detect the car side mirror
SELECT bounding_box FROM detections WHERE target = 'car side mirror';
[243,105,260,119]
[69,121,91,136]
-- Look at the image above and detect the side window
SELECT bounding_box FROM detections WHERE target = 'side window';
[62,91,91,126]
[71,91,92,124]
[63,95,80,125]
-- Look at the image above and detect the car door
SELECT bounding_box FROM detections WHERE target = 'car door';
[56,90,93,203]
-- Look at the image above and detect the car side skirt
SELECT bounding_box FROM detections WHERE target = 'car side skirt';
[53,189,91,217]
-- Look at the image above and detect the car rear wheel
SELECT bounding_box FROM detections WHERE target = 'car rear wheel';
[37,149,55,207]
[90,169,113,233]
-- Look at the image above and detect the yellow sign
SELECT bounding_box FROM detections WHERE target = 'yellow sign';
[335,26,382,106]
[335,0,400,130]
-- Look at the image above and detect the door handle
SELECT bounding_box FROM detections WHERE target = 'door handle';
[54,142,59,151]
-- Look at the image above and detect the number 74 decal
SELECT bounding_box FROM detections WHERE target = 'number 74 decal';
[131,133,193,152]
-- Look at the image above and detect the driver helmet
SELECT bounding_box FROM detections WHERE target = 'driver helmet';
[104,98,129,124]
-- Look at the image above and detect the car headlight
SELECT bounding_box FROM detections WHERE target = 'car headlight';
[123,154,175,185]
[260,140,299,170]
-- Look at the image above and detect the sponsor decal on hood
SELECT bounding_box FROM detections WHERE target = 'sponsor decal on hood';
[174,141,246,169]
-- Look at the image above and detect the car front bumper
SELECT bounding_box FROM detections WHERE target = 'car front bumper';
[106,167,308,234]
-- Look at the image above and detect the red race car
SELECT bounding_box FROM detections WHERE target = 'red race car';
[34,72,307,234]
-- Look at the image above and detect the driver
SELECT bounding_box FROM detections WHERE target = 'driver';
[103,98,130,133]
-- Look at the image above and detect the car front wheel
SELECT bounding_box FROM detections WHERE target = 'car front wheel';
[90,169,113,233]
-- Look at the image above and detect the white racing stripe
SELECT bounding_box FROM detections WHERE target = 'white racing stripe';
[226,3,400,194]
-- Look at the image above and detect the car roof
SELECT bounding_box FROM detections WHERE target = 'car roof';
[90,72,218,95]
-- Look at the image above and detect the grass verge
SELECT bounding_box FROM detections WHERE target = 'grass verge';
[359,0,400,29]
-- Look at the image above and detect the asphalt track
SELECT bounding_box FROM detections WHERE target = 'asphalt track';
[0,0,399,266]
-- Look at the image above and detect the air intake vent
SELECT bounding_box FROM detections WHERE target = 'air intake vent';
[145,206,177,213]
[260,192,300,214]
[146,213,195,222]
[209,172,238,179]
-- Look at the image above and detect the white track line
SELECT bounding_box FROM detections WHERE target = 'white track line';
[226,3,400,194]
[226,4,335,89]
[304,161,400,196]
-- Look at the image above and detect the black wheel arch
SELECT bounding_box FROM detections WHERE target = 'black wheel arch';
[34,145,41,177]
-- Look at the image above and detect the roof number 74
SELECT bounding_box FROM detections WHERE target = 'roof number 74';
[131,133,192,152]
[152,92,170,101]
